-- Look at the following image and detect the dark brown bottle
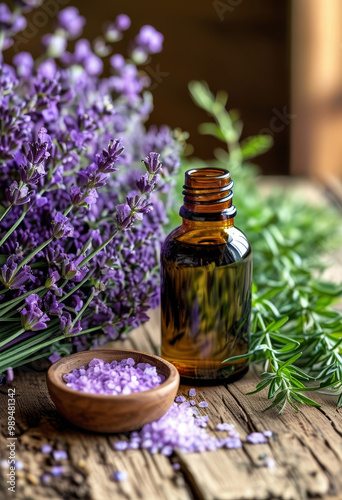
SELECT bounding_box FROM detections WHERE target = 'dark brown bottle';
[161,167,252,384]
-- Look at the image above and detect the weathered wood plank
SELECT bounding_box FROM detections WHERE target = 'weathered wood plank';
[0,179,341,500]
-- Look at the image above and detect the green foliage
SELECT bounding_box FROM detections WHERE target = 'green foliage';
[171,80,342,412]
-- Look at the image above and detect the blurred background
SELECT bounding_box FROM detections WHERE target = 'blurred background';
[6,0,342,192]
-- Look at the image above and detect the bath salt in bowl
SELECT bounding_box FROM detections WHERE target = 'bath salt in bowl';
[46,349,180,433]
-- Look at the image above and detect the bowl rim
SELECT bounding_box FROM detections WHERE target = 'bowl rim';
[47,348,180,400]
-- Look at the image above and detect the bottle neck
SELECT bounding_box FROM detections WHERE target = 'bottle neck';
[179,167,236,223]
[181,219,234,230]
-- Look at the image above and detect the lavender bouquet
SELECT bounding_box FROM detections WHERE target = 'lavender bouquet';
[0,2,181,381]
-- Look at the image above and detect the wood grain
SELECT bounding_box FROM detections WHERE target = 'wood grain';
[0,179,341,500]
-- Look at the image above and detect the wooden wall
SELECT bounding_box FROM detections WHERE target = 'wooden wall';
[7,0,290,175]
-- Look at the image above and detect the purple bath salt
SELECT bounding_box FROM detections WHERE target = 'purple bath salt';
[175,395,186,403]
[189,388,196,397]
[173,463,181,471]
[263,430,273,438]
[198,401,208,408]
[216,423,235,432]
[53,450,68,461]
[189,400,196,406]
[114,441,128,451]
[247,432,268,445]
[51,466,64,477]
[63,357,165,395]
[41,444,52,454]
[112,470,127,482]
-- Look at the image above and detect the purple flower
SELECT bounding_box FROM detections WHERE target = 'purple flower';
[115,204,133,229]
[95,139,124,173]
[19,162,45,185]
[57,7,86,39]
[0,257,34,290]
[115,14,131,31]
[60,312,82,336]
[6,182,32,206]
[47,295,64,316]
[136,172,157,194]
[45,270,61,290]
[21,294,50,331]
[42,33,67,58]
[143,152,162,174]
[52,213,74,239]
[13,52,34,77]
[110,54,125,70]
[26,128,51,165]
[135,25,164,54]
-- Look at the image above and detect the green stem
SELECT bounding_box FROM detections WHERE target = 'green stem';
[58,270,93,303]
[0,286,45,310]
[0,328,25,349]
[0,205,12,223]
[0,207,28,248]
[0,334,65,369]
[14,237,53,275]
[78,229,119,268]
[66,287,95,334]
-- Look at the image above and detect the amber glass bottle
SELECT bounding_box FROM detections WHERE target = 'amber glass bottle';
[161,167,252,384]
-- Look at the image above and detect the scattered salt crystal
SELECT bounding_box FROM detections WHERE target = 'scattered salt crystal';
[189,388,196,397]
[41,444,52,454]
[263,430,273,438]
[51,466,64,477]
[41,474,51,484]
[224,437,242,449]
[53,450,68,461]
[216,423,235,432]
[189,400,196,406]
[63,358,164,395]
[15,460,24,470]
[112,470,127,482]
[175,395,186,403]
[264,456,275,468]
[247,432,267,445]
[173,463,181,471]
[114,441,128,451]
[198,401,208,408]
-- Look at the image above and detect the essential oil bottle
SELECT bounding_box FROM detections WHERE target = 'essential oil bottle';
[161,167,252,384]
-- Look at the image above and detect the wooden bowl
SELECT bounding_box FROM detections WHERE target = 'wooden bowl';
[46,349,180,433]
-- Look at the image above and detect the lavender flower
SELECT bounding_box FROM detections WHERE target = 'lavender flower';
[60,312,82,336]
[57,7,86,39]
[21,295,50,331]
[0,257,34,290]
[52,213,74,239]
[6,182,32,205]
[115,203,133,229]
[142,152,162,174]
[0,5,180,379]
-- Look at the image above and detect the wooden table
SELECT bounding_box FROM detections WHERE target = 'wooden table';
[0,179,341,500]
[1,308,342,500]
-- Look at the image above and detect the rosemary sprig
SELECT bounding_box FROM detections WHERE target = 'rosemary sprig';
[178,81,342,412]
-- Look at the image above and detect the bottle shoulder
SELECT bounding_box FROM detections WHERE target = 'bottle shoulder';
[161,225,252,266]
